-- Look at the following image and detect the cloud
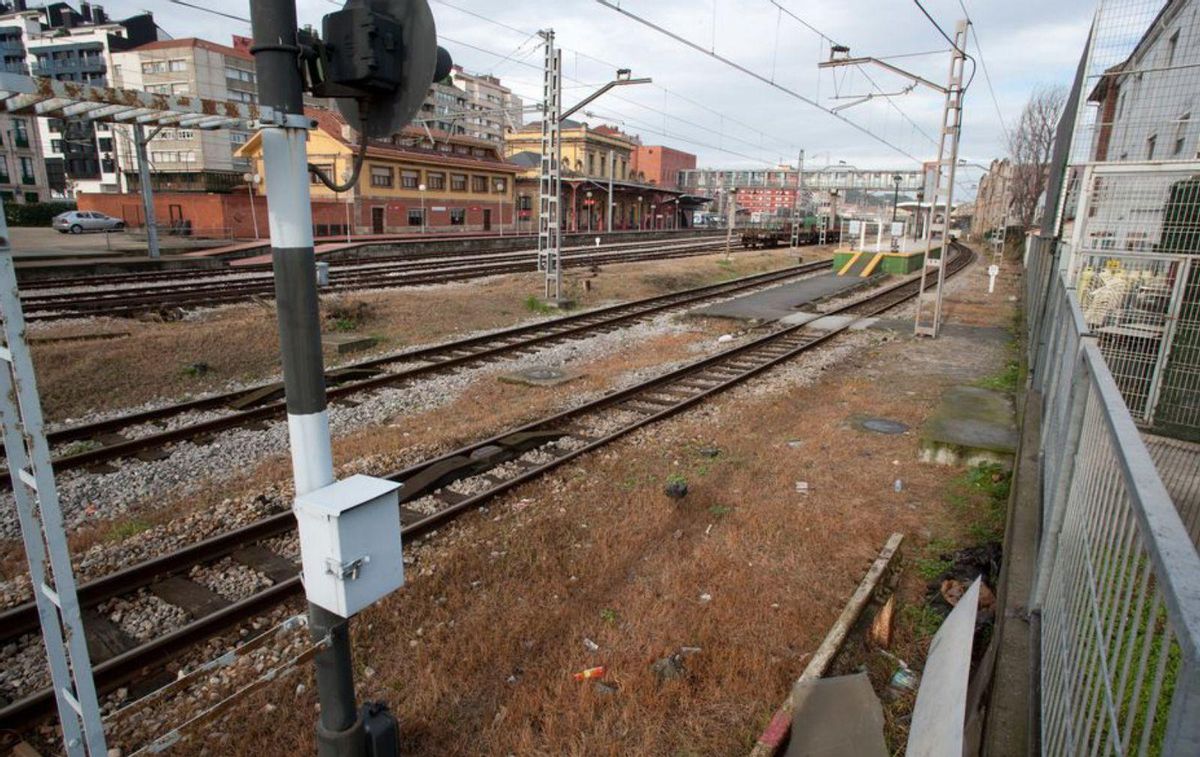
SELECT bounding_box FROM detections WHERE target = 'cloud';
[103,0,1100,174]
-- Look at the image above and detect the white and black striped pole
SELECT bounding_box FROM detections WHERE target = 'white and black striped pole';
[249,1,365,755]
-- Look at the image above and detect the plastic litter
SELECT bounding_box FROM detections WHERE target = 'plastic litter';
[573,666,606,682]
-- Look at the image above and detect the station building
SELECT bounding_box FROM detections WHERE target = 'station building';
[505,119,707,232]
[236,108,520,236]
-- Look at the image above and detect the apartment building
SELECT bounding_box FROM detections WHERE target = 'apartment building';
[416,65,523,145]
[0,11,48,203]
[111,38,257,193]
[19,3,158,195]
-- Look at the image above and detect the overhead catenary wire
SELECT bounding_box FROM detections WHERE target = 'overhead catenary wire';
[592,0,924,165]
[430,0,806,159]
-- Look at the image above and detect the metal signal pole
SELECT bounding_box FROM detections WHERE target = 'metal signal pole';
[249,1,363,754]
[790,150,804,248]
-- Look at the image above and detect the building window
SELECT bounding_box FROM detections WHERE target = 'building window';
[230,132,249,145]
[98,137,113,152]
[176,129,194,140]
[1175,113,1190,156]
[408,208,424,226]
[449,208,465,225]
[370,166,393,188]
[141,61,168,74]
[50,139,62,154]
[426,172,445,190]
[12,119,28,148]
[1147,134,1157,160]
[19,157,34,184]
[471,175,487,192]
[400,170,420,189]
[169,59,188,72]
[23,192,37,203]
[450,173,467,191]
[310,164,333,184]
[0,157,9,183]
[494,177,507,193]
[1167,30,1180,67]
[172,83,190,95]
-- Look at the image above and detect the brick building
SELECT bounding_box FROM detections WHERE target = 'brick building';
[238,107,519,235]
[631,145,696,189]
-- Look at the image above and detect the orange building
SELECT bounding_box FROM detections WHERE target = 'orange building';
[631,145,696,189]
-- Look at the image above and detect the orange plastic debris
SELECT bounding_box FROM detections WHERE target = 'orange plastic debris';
[573,666,606,682]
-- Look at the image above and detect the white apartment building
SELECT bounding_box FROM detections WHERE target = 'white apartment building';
[28,23,127,195]
[0,11,50,203]
[416,65,523,145]
[1088,0,1200,163]
[111,38,257,193]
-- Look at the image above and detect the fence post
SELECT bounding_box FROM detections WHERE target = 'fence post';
[1164,655,1200,754]
[1143,256,1190,427]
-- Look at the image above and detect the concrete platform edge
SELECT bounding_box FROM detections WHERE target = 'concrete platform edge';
[980,386,1042,757]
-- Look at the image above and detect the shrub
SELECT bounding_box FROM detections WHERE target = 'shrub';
[5,201,77,227]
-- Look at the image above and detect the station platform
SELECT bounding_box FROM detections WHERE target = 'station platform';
[690,270,872,322]
[833,249,925,277]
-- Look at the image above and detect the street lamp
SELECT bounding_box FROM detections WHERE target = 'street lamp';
[418,183,427,234]
[242,172,261,239]
[495,178,505,236]
[637,195,643,230]
[586,190,593,232]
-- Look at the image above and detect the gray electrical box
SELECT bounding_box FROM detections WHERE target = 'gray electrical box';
[294,475,404,618]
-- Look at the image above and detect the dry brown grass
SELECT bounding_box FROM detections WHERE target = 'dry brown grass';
[150,256,1017,756]
[30,248,820,422]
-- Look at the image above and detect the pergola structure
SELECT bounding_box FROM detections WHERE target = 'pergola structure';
[0,72,265,258]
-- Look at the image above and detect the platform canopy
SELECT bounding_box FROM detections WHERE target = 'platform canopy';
[0,72,263,130]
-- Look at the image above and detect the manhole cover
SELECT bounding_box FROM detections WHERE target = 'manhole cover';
[861,418,910,435]
[499,366,581,387]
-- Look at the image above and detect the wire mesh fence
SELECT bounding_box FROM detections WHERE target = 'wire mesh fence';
[1060,163,1200,439]
[1027,237,1200,755]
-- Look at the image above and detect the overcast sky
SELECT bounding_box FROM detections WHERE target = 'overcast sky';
[105,0,1097,187]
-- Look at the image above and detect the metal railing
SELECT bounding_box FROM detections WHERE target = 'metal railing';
[1027,233,1200,755]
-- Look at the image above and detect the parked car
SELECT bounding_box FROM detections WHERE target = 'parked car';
[52,210,125,234]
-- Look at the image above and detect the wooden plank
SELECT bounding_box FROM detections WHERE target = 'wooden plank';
[751,532,905,756]
[149,576,230,619]
[82,609,138,663]
[231,544,298,584]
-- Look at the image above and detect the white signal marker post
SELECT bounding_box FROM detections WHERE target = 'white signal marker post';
[248,2,364,754]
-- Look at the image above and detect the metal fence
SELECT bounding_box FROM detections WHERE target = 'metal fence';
[1058,162,1200,440]
[1027,233,1200,755]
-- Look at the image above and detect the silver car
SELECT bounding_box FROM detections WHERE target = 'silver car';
[53,210,126,234]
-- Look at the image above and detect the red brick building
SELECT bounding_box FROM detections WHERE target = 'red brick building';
[735,187,798,216]
[631,145,696,189]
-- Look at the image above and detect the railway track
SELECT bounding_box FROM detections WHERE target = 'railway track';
[27,259,832,477]
[22,236,747,321]
[0,243,972,730]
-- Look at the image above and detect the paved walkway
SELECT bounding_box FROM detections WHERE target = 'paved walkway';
[690,270,862,322]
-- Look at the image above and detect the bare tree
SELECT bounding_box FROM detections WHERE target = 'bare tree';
[1007,85,1068,229]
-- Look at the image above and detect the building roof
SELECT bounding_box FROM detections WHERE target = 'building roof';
[128,37,253,62]
[297,107,521,173]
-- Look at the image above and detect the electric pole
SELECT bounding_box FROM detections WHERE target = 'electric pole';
[790,150,804,248]
[818,20,969,337]
[133,124,160,259]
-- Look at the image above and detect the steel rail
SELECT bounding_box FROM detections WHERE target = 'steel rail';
[19,234,726,292]
[0,243,972,730]
[26,260,830,474]
[22,239,739,321]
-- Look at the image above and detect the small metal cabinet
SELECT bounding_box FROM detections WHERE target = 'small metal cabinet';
[294,474,404,618]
